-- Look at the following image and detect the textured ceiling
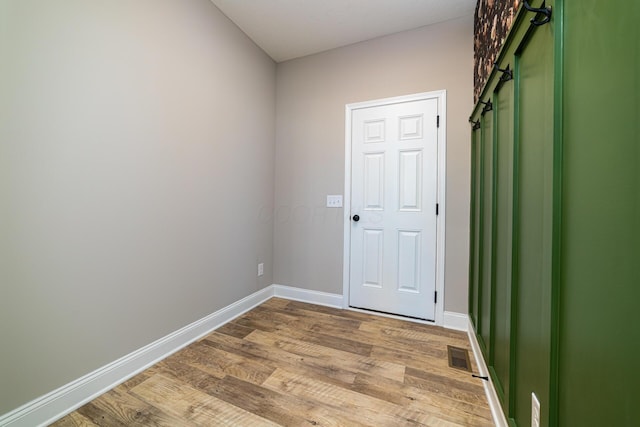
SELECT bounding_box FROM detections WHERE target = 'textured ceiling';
[210,0,476,62]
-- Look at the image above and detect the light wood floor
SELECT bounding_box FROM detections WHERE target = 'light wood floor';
[52,298,493,426]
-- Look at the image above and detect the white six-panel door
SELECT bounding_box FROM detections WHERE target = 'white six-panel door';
[348,97,439,320]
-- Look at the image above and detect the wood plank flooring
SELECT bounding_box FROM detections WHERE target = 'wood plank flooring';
[51,298,493,426]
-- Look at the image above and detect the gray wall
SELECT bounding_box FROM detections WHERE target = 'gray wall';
[274,16,473,314]
[0,3,474,417]
[0,0,275,413]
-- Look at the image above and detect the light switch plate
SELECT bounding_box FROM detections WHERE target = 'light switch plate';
[326,195,343,208]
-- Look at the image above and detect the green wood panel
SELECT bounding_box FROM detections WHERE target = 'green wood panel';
[469,129,482,330]
[558,0,640,425]
[513,22,555,427]
[490,76,514,410]
[478,109,494,356]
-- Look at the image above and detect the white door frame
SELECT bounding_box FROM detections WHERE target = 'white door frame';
[342,90,446,325]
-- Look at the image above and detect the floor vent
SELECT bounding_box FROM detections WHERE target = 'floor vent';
[447,345,471,372]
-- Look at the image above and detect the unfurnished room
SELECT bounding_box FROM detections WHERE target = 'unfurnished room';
[0,1,638,426]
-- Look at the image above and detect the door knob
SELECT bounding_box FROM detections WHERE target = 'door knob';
[352,214,360,222]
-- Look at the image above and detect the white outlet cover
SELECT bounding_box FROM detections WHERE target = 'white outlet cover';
[326,195,343,208]
[531,392,540,427]
[257,263,264,277]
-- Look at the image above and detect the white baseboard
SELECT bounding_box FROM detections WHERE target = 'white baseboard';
[272,284,344,308]
[0,286,275,427]
[467,318,509,427]
[442,311,469,331]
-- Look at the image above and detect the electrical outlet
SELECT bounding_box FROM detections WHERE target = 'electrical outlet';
[326,195,343,208]
[531,393,540,427]
[257,263,264,277]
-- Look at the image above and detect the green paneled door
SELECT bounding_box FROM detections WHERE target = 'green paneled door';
[489,73,514,411]
[469,0,640,425]
[469,128,482,330]
[478,107,494,357]
[513,20,555,427]
[559,0,640,425]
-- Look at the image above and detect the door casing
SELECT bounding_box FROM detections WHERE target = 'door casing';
[343,90,447,325]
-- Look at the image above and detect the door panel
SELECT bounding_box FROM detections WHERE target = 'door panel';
[559,1,640,424]
[362,229,384,287]
[364,153,385,209]
[398,150,422,211]
[350,98,438,320]
[397,230,421,292]
[491,75,514,409]
[478,106,494,357]
[513,23,554,426]
[469,129,482,329]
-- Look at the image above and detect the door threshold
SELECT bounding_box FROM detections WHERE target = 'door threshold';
[348,306,436,324]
